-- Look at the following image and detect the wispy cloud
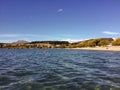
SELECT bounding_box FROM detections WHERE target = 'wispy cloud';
[102,31,119,35]
[0,34,20,37]
[57,9,63,12]
[0,34,38,43]
[0,38,30,43]
[0,34,40,38]
[0,34,50,43]
[23,34,40,37]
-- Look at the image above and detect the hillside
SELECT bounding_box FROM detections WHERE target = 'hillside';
[0,37,120,48]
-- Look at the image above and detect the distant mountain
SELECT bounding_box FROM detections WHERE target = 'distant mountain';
[12,40,29,44]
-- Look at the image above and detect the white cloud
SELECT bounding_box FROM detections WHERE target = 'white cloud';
[60,38,88,43]
[0,40,15,43]
[57,9,63,12]
[0,34,40,38]
[102,31,119,35]
[23,34,40,37]
[0,34,20,37]
[0,34,48,43]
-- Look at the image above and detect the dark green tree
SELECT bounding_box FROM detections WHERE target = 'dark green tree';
[98,40,110,46]
[87,39,100,47]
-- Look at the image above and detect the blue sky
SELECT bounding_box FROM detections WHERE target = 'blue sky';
[0,0,120,43]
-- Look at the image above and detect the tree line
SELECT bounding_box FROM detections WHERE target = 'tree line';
[0,41,69,48]
[0,38,120,48]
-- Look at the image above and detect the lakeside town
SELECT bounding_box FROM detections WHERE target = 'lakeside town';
[0,37,120,50]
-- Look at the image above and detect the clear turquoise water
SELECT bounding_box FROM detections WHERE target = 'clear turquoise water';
[0,49,120,90]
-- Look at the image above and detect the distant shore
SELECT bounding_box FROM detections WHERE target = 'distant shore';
[68,46,120,52]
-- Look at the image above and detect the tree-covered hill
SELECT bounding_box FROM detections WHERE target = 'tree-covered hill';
[0,38,120,48]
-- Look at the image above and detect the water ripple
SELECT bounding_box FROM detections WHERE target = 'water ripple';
[0,49,120,90]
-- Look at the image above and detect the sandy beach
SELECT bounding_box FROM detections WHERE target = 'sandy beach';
[69,46,120,52]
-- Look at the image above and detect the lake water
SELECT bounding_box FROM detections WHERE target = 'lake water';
[0,49,120,90]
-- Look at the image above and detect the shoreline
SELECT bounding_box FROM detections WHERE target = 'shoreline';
[67,46,120,52]
[0,46,120,52]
